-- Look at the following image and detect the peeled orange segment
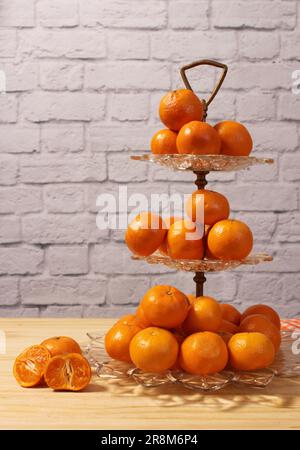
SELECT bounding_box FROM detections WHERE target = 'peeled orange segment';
[13,345,52,388]
[44,353,91,391]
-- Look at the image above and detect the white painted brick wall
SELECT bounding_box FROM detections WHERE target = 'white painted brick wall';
[0,0,299,318]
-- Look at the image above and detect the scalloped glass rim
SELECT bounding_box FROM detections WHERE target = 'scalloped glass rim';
[131,252,273,272]
[131,154,274,172]
[83,330,300,392]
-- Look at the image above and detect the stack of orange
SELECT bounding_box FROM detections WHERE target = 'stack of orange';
[105,285,281,374]
[151,89,253,157]
[13,336,91,391]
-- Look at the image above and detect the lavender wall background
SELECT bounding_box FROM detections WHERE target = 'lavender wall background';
[0,0,299,318]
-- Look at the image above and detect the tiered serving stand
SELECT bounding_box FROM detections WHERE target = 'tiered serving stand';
[85,60,300,392]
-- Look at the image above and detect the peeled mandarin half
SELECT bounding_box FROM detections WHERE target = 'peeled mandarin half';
[13,345,52,388]
[44,353,91,391]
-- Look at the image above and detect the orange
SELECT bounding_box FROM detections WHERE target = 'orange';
[41,336,81,357]
[228,332,275,371]
[116,314,137,327]
[44,353,91,391]
[105,322,142,363]
[125,212,167,257]
[167,219,204,259]
[238,314,281,352]
[129,327,179,373]
[158,216,182,256]
[171,332,185,370]
[240,304,281,330]
[151,129,178,154]
[13,345,52,388]
[207,219,253,260]
[215,121,253,156]
[177,121,221,155]
[140,285,189,329]
[135,304,152,328]
[159,89,203,131]
[219,331,233,345]
[180,332,228,375]
[219,319,238,335]
[186,189,230,225]
[187,294,196,304]
[183,296,222,334]
[220,303,241,326]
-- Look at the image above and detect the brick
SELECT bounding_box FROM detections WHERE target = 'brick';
[249,245,300,273]
[169,1,209,30]
[85,62,171,90]
[108,153,148,182]
[37,0,78,27]
[212,1,296,29]
[281,32,300,60]
[41,124,84,153]
[40,305,83,318]
[21,92,105,122]
[48,246,88,275]
[237,154,278,182]
[21,277,106,305]
[0,156,18,185]
[0,63,38,92]
[87,124,158,152]
[150,165,195,183]
[249,122,298,152]
[0,216,21,243]
[0,277,19,305]
[206,92,236,121]
[40,62,83,91]
[278,93,300,121]
[151,31,237,61]
[238,274,283,303]
[109,93,149,121]
[20,29,106,59]
[236,93,276,121]
[0,186,42,214]
[44,185,85,213]
[281,155,300,181]
[239,31,280,59]
[83,305,135,318]
[0,0,35,26]
[0,30,16,57]
[0,307,39,317]
[205,273,238,301]
[0,95,17,123]
[108,31,149,60]
[108,276,150,305]
[277,213,300,242]
[80,0,167,29]
[282,274,300,301]
[213,184,298,212]
[0,125,39,154]
[0,246,43,275]
[91,243,175,275]
[22,214,109,244]
[223,63,299,90]
[20,154,106,183]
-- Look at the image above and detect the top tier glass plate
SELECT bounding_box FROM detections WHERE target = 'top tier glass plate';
[131,154,274,172]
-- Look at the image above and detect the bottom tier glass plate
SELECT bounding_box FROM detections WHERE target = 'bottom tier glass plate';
[83,324,300,393]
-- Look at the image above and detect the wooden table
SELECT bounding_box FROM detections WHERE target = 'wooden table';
[0,318,300,430]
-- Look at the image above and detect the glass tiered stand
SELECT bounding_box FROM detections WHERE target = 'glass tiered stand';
[85,60,300,392]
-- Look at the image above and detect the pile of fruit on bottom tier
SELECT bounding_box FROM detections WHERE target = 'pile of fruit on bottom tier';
[106,286,281,375]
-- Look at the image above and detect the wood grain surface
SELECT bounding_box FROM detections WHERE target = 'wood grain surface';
[0,318,299,430]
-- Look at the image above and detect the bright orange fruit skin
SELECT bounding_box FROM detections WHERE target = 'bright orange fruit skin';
[159,89,203,131]
[215,121,253,156]
[220,303,241,326]
[158,216,182,256]
[219,319,238,335]
[240,304,281,330]
[177,121,221,155]
[238,314,281,352]
[140,285,190,329]
[151,129,178,154]
[183,296,222,334]
[44,353,91,391]
[105,322,142,363]
[13,345,52,388]
[207,219,253,260]
[167,219,204,260]
[129,327,179,373]
[125,212,167,257]
[228,332,275,371]
[41,336,81,357]
[180,332,228,375]
[186,189,230,226]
